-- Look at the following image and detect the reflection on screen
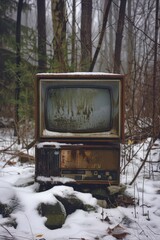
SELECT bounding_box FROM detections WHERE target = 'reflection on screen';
[45,87,112,133]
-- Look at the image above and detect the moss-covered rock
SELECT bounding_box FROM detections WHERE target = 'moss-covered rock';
[83,203,96,212]
[38,202,66,230]
[55,193,96,214]
[55,194,84,215]
[91,188,108,199]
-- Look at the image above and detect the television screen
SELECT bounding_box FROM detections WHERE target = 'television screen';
[45,87,112,133]
[36,73,124,140]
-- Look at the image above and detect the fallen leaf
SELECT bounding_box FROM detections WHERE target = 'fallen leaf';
[108,224,129,239]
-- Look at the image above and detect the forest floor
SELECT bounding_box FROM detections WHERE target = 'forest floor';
[0,128,160,240]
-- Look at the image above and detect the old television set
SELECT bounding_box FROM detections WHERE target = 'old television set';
[35,73,124,186]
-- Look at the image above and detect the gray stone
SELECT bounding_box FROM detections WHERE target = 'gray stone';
[97,199,107,208]
[0,202,13,217]
[107,185,126,195]
[3,218,17,228]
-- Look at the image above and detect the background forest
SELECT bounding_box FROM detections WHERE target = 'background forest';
[0,0,160,143]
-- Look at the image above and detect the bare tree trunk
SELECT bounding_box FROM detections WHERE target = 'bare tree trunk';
[108,3,113,70]
[80,0,92,71]
[113,0,127,73]
[37,0,47,72]
[152,0,159,138]
[89,0,112,72]
[127,0,133,74]
[51,0,67,72]
[15,0,23,141]
[71,0,76,70]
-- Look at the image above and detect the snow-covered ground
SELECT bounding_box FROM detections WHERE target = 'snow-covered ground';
[0,128,160,240]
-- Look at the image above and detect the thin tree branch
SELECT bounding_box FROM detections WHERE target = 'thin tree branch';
[129,138,156,185]
[89,0,112,72]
